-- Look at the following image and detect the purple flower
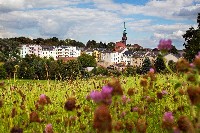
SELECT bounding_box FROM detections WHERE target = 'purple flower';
[45,124,53,133]
[162,90,168,95]
[101,86,113,99]
[163,112,174,122]
[90,90,103,103]
[190,63,195,68]
[195,51,200,59]
[149,68,155,73]
[132,107,138,112]
[121,95,130,104]
[158,39,172,51]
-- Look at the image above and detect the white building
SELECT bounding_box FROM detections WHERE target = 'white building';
[20,44,42,58]
[20,44,81,60]
[102,48,127,64]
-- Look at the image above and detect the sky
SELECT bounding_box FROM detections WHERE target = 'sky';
[0,0,200,49]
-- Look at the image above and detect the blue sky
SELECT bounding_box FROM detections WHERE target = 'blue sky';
[0,0,199,49]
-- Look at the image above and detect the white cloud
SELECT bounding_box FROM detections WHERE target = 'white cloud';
[0,0,198,49]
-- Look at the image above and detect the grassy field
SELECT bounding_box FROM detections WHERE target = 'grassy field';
[0,73,199,133]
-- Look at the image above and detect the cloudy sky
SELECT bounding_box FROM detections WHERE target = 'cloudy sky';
[0,0,199,49]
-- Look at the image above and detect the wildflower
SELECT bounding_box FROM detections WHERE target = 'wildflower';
[131,106,138,112]
[10,126,23,133]
[121,95,130,104]
[0,99,3,108]
[187,74,196,82]
[114,121,124,132]
[45,124,53,133]
[162,90,168,95]
[30,111,40,123]
[93,104,112,133]
[11,107,17,118]
[136,118,147,133]
[38,94,51,106]
[190,63,195,68]
[173,126,181,133]
[187,86,200,105]
[125,121,134,132]
[80,124,86,131]
[149,68,155,73]
[157,92,163,99]
[178,88,185,95]
[101,86,113,99]
[177,116,195,132]
[64,97,76,111]
[194,52,200,70]
[176,58,190,73]
[0,81,5,88]
[127,88,135,96]
[140,78,148,87]
[90,90,103,103]
[162,112,174,129]
[107,78,123,95]
[158,39,172,51]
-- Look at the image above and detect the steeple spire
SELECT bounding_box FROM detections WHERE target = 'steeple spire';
[122,22,127,45]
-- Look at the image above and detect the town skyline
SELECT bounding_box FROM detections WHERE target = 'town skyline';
[0,0,199,50]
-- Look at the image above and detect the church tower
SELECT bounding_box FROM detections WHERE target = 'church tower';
[122,22,127,45]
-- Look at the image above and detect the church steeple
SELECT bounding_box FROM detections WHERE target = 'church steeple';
[122,22,127,45]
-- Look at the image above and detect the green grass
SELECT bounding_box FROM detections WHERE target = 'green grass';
[0,74,197,132]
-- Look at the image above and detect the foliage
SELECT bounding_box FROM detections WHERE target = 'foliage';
[154,54,166,73]
[65,59,81,80]
[0,38,20,62]
[77,53,97,68]
[183,13,200,62]
[141,57,151,74]
[0,65,7,79]
[91,66,108,76]
[168,60,177,72]
[124,65,136,76]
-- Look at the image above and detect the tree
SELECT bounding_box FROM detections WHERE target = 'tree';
[169,45,178,55]
[141,57,151,74]
[107,42,115,51]
[154,54,166,73]
[65,60,81,80]
[86,40,97,48]
[77,53,97,68]
[183,13,200,62]
[0,38,20,62]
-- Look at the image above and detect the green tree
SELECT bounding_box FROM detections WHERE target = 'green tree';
[154,54,166,73]
[141,57,151,74]
[0,38,20,62]
[107,42,115,50]
[169,45,178,55]
[65,60,81,80]
[183,13,200,62]
[86,40,97,48]
[17,60,35,79]
[77,53,97,68]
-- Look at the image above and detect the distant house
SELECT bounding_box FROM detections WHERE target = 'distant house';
[131,50,158,67]
[164,53,180,64]
[128,44,143,50]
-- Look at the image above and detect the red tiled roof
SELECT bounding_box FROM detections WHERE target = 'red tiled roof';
[114,42,126,52]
